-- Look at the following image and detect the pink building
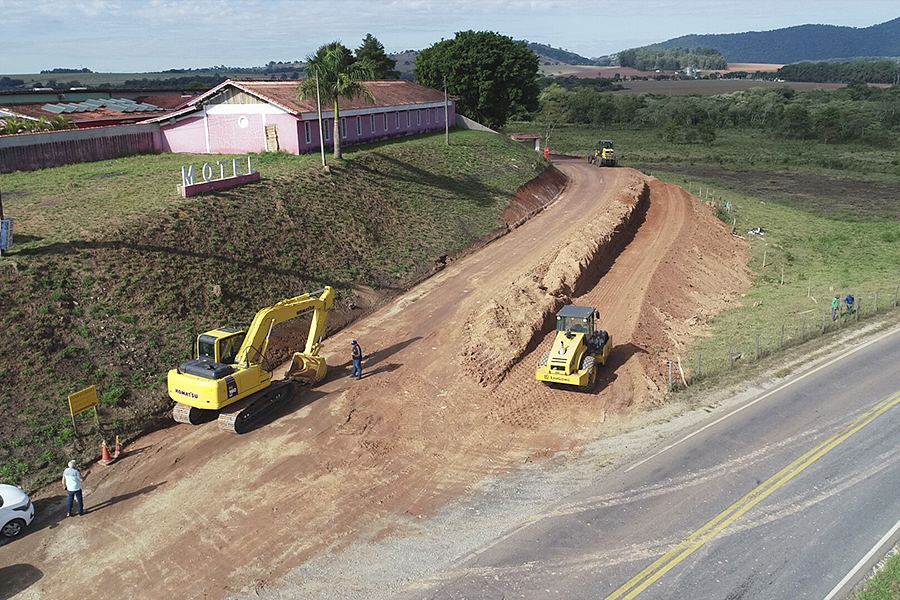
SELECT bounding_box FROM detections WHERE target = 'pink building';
[144,79,456,155]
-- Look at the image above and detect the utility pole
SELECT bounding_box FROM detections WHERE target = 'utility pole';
[443,76,449,146]
[316,73,326,168]
[0,179,5,257]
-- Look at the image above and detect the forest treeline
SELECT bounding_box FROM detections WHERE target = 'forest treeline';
[773,60,900,85]
[617,48,727,71]
[533,82,900,146]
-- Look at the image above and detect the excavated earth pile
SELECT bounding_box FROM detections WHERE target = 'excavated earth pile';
[1,161,751,600]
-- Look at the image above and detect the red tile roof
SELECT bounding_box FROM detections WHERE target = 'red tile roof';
[134,95,195,110]
[145,79,448,122]
[236,79,446,113]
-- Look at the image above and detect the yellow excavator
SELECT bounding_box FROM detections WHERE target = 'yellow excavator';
[168,286,334,433]
[535,305,611,391]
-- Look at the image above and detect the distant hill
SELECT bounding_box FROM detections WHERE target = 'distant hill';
[390,50,419,80]
[641,17,900,63]
[525,42,597,66]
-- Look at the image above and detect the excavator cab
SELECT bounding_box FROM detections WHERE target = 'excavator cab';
[196,327,246,365]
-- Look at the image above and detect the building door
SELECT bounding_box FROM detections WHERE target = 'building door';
[265,124,279,152]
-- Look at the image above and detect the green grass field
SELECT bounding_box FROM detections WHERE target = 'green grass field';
[507,124,900,182]
[655,169,900,381]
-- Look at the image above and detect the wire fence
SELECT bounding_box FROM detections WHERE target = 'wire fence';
[639,170,900,391]
[666,287,900,391]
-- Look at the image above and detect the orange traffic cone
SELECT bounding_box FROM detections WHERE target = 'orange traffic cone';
[100,440,113,465]
[112,435,122,460]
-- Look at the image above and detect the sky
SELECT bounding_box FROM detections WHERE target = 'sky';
[1,0,898,74]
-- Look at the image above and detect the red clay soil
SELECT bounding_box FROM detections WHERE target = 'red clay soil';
[0,159,750,600]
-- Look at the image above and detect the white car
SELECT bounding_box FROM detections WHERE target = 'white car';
[0,484,35,538]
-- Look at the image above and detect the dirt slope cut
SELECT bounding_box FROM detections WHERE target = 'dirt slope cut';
[0,162,749,600]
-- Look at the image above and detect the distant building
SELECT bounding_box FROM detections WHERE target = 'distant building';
[0,89,197,129]
[142,79,456,155]
[510,133,542,152]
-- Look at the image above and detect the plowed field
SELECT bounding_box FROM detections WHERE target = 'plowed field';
[0,158,750,600]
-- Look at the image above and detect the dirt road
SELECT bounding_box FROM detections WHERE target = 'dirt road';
[0,159,749,600]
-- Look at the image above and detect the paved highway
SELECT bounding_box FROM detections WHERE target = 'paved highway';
[397,326,900,600]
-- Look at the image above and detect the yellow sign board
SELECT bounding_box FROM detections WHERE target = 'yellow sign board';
[68,386,99,417]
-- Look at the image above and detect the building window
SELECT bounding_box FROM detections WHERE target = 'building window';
[417,110,421,126]
[406,111,410,128]
[396,111,400,129]
[426,109,430,125]
[383,113,388,131]
[304,121,311,144]
[341,117,347,138]
[355,116,361,136]
[324,120,330,141]
[436,108,441,123]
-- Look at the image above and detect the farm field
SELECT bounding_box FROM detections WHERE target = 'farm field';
[607,78,848,95]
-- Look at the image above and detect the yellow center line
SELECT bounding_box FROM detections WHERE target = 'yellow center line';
[606,389,900,600]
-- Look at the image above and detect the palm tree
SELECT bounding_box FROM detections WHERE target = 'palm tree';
[298,42,377,160]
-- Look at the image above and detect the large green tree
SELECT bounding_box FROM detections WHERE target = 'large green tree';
[415,30,539,129]
[356,34,400,80]
[298,42,377,159]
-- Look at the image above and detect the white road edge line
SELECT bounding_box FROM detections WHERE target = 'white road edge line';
[822,516,900,600]
[625,325,900,474]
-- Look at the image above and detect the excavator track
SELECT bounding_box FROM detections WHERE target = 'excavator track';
[173,402,217,425]
[217,380,297,434]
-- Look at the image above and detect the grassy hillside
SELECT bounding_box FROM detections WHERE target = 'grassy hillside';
[0,131,547,490]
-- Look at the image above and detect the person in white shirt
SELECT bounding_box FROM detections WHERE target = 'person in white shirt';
[62,460,85,517]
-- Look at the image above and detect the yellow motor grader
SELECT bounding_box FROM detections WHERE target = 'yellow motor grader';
[588,140,618,167]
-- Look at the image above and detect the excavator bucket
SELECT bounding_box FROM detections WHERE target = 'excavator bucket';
[287,352,327,384]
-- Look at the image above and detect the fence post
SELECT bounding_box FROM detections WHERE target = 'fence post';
[822,311,826,333]
[729,343,734,368]
[857,297,861,321]
[668,361,673,390]
[697,353,701,377]
[781,324,785,348]
[755,334,760,360]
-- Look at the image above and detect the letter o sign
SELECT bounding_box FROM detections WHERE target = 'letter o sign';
[238,116,249,128]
